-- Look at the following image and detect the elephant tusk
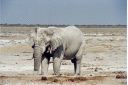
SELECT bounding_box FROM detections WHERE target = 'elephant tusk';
[26,57,34,60]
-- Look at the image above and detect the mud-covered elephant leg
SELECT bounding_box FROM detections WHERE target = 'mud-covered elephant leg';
[53,46,64,75]
[74,58,82,75]
[71,57,81,75]
[74,42,85,75]
[41,55,50,75]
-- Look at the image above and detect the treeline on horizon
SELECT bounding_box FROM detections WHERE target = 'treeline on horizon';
[0,24,126,28]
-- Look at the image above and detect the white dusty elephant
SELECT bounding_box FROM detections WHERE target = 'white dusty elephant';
[31,26,85,76]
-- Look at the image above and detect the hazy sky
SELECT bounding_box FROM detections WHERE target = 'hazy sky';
[0,0,127,25]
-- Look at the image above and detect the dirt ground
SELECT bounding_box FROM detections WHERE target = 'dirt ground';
[0,27,127,85]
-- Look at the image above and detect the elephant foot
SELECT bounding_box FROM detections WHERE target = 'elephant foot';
[74,73,81,77]
[53,72,62,76]
[33,71,39,75]
[40,72,48,76]
[40,74,49,77]
[53,73,60,75]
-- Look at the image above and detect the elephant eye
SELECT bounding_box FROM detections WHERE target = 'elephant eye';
[31,43,39,48]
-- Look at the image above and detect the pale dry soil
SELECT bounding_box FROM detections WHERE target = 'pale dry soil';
[0,33,126,85]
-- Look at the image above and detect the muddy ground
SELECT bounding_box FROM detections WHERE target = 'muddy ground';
[0,27,127,85]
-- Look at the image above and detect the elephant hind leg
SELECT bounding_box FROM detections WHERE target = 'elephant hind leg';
[74,41,85,75]
[74,58,81,75]
[71,58,77,74]
[72,58,81,75]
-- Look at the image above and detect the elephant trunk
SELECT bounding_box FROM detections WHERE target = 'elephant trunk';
[33,47,44,71]
[34,55,41,71]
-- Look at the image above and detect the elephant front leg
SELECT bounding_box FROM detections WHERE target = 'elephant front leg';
[53,57,62,75]
[53,47,64,75]
[41,56,50,75]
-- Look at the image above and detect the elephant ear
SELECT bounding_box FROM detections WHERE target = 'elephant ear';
[43,29,54,36]
[50,34,63,51]
[43,28,61,36]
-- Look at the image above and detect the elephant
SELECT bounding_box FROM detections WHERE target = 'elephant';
[32,26,85,76]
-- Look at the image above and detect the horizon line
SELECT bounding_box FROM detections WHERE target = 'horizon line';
[0,24,127,26]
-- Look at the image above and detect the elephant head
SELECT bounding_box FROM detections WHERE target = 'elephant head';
[32,27,63,73]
